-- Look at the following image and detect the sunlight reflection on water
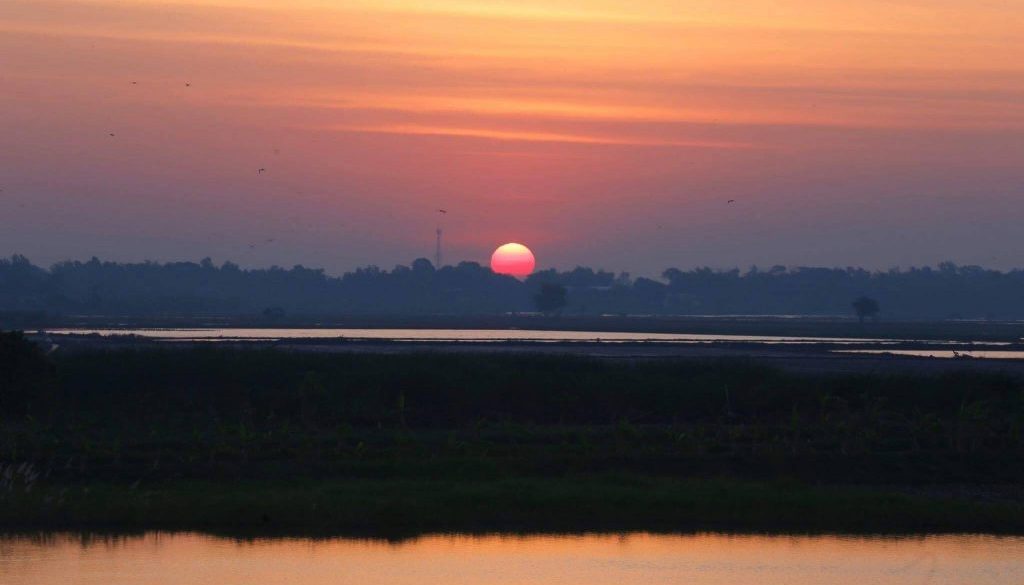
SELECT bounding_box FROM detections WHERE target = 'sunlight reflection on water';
[1,532,1023,585]
[41,328,963,346]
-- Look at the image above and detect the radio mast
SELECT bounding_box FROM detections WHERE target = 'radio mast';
[434,209,447,268]
[435,227,443,268]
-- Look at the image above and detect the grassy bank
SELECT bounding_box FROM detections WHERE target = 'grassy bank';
[3,477,1023,537]
[2,332,1023,534]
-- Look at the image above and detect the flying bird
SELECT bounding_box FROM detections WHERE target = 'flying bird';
[185,82,191,87]
[727,199,736,204]
[248,238,276,249]
[258,168,266,174]
[131,81,137,85]
[109,133,116,137]
[437,209,447,214]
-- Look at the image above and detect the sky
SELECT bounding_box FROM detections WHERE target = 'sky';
[1,0,1023,276]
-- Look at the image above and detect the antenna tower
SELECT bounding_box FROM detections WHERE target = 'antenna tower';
[435,227,443,268]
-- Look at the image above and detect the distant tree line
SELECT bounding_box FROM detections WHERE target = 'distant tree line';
[1,254,1022,319]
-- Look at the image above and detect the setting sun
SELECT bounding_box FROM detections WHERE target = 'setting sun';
[490,243,536,277]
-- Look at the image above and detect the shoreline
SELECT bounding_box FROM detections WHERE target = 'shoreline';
[38,332,1024,377]
[3,477,1023,538]
[10,313,1024,342]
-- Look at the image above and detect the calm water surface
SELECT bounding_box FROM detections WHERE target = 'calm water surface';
[836,349,1024,360]
[42,328,929,345]
[2,533,1023,585]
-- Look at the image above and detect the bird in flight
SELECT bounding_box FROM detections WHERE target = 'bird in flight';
[131,81,137,85]
[727,199,736,204]
[258,168,266,174]
[249,238,276,249]
[185,82,191,87]
[437,209,447,214]
[109,133,116,137]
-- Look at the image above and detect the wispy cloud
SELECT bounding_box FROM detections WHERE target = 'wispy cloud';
[325,124,757,148]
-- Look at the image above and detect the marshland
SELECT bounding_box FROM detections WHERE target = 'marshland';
[2,331,1022,536]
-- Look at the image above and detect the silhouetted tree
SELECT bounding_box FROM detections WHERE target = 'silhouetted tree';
[534,283,568,315]
[411,258,435,273]
[852,296,881,323]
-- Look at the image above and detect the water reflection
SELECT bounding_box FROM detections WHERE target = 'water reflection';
[2,533,1023,585]
[43,328,933,345]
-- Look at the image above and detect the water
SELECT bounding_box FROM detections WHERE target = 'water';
[40,327,947,345]
[835,349,1024,360]
[2,533,1023,584]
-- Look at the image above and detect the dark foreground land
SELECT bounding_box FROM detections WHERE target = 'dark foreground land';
[2,331,1023,536]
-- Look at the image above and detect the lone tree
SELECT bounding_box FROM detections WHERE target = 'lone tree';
[534,283,568,316]
[852,296,880,323]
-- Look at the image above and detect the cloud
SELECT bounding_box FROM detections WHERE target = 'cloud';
[324,124,758,148]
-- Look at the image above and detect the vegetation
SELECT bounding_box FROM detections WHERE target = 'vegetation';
[1,333,1023,534]
[4,477,1023,536]
[533,283,567,315]
[0,330,52,416]
[4,254,1024,319]
[852,296,881,323]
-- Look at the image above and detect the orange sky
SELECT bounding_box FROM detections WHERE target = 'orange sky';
[2,0,1023,274]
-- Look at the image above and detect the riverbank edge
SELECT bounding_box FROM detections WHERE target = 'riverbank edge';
[2,476,1022,538]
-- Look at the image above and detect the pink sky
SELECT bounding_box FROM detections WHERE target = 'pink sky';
[1,0,1022,275]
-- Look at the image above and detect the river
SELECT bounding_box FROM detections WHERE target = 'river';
[2,532,1023,584]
